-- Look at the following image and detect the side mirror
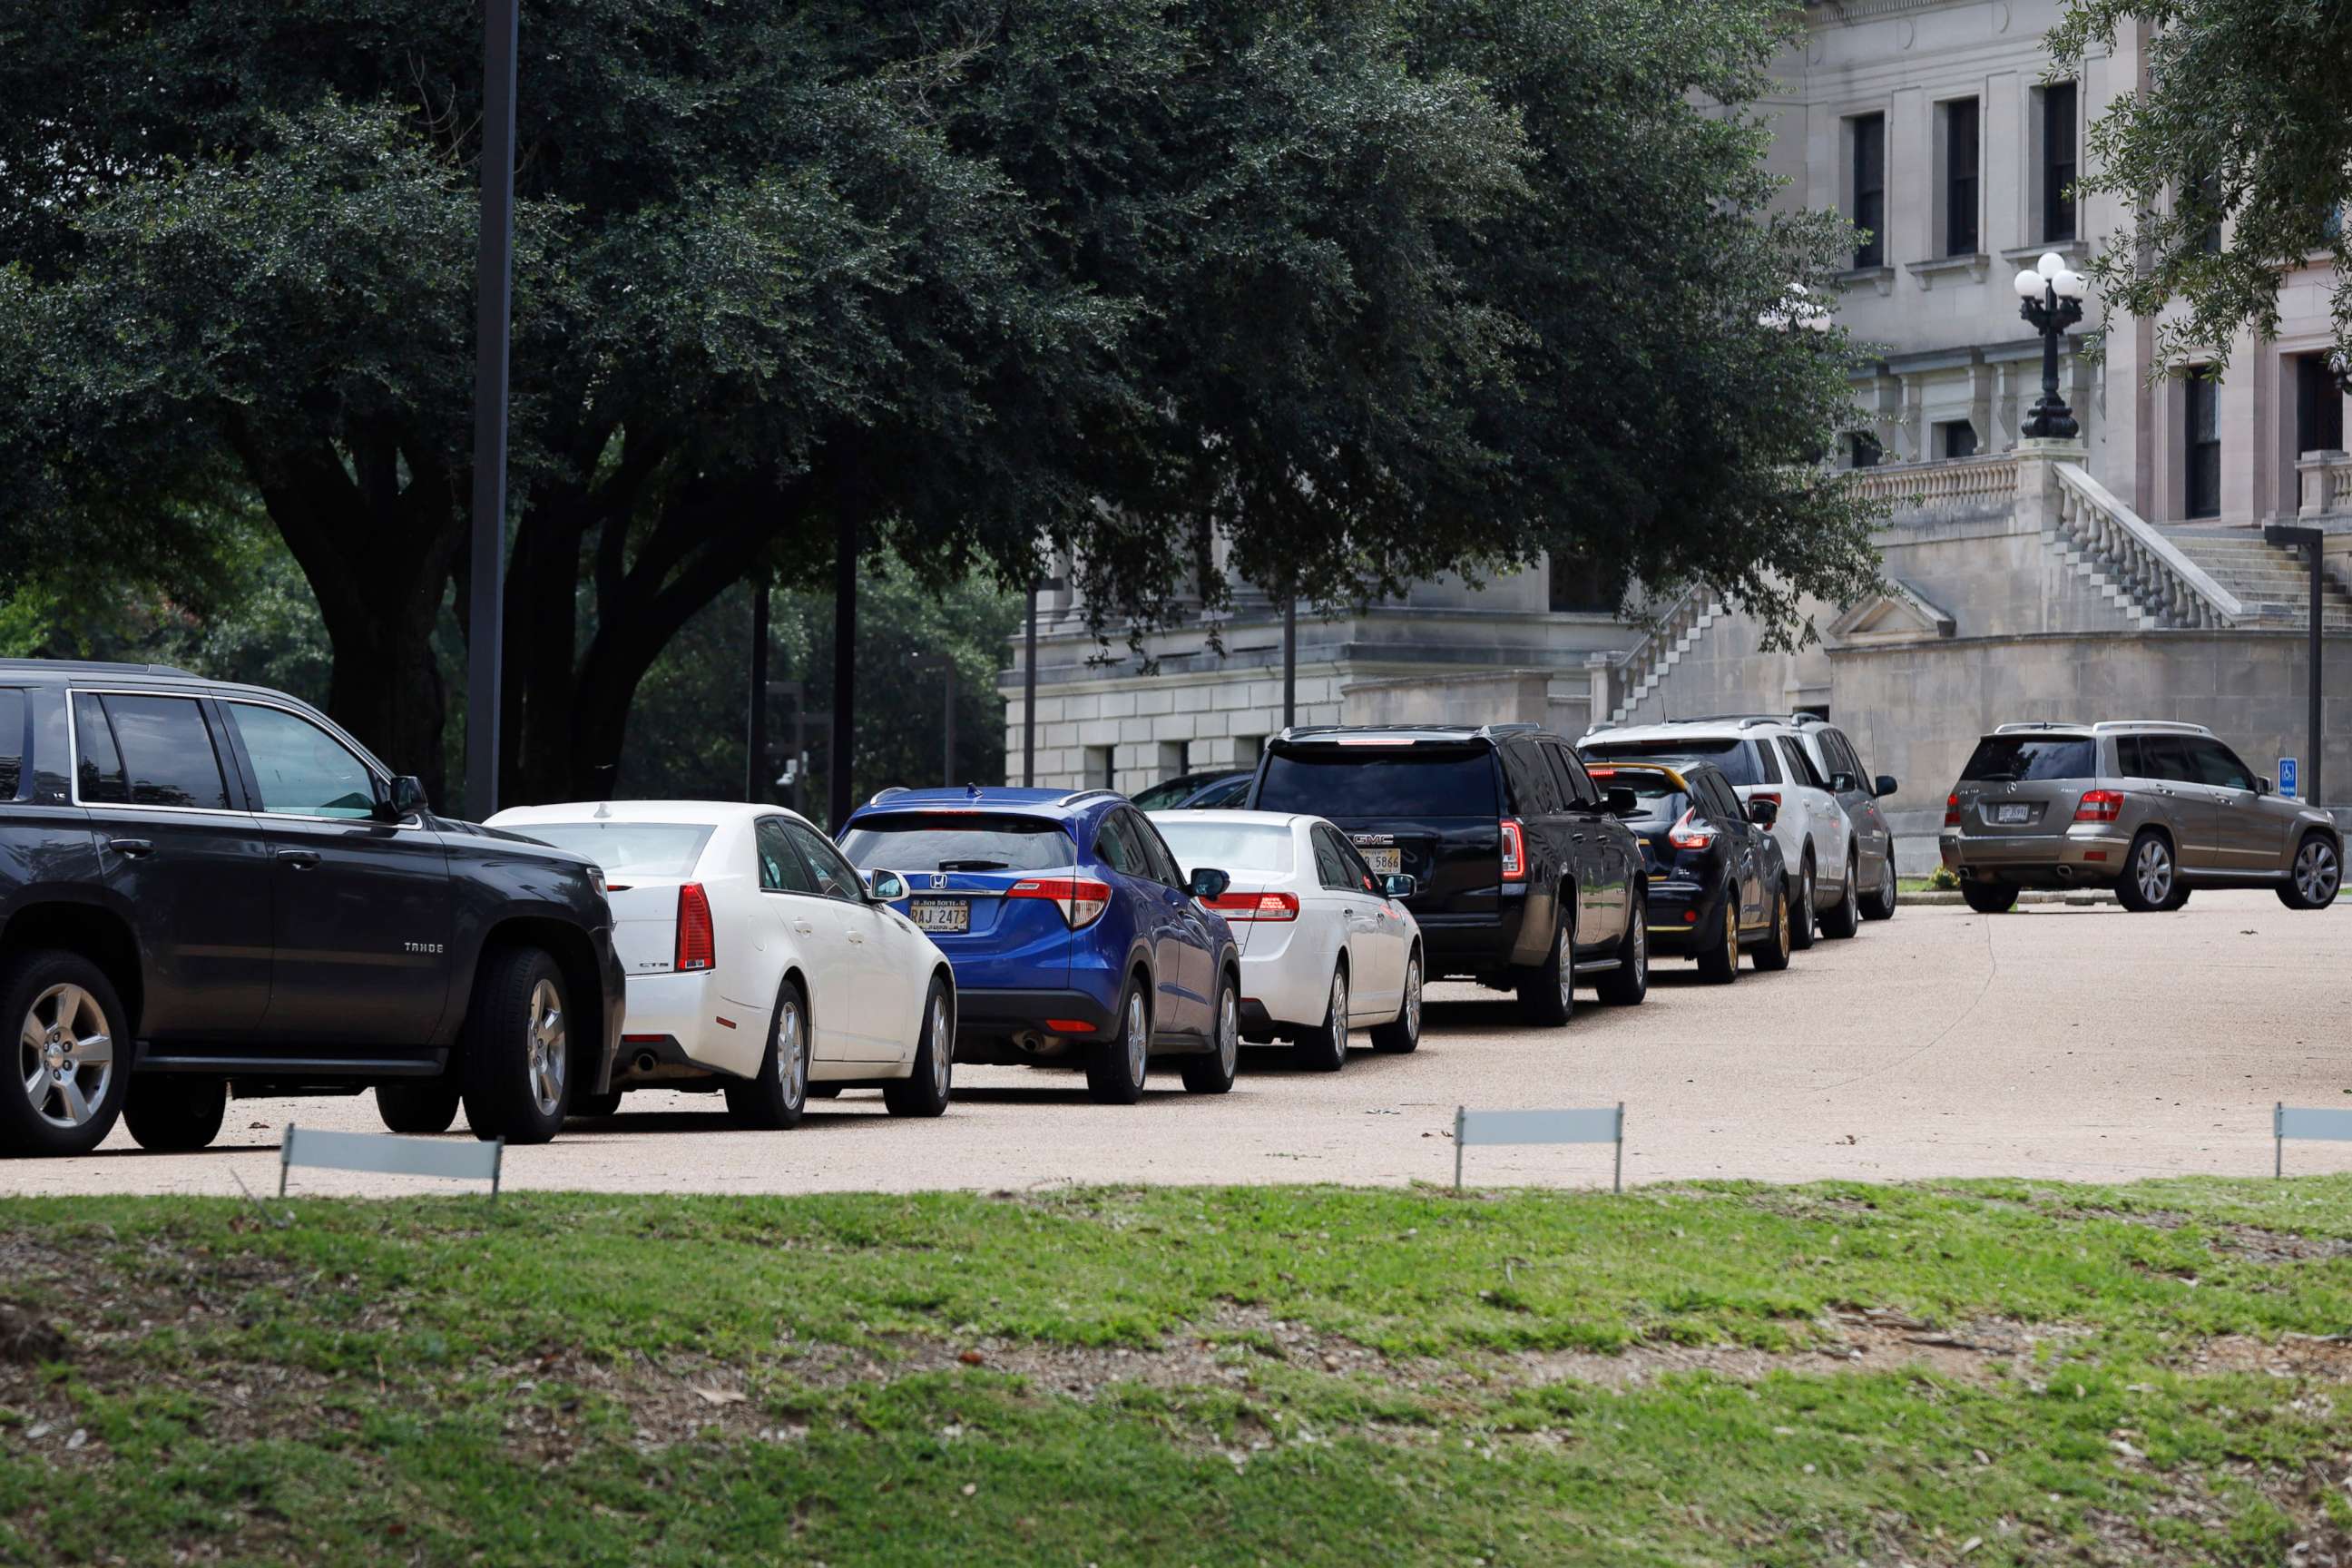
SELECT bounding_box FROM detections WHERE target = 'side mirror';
[1747,797,1779,829]
[1190,867,1230,900]
[2257,777,2274,797]
[869,869,909,902]
[1604,786,1639,817]
[1874,775,1899,799]
[377,774,429,821]
[1383,872,1417,899]
[1828,771,1859,795]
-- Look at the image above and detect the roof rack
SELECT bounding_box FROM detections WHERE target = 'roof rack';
[2089,720,2215,736]
[1651,714,1781,730]
[1992,721,2090,734]
[1056,788,1122,807]
[0,658,197,678]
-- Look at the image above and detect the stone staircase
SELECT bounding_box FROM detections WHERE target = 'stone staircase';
[1605,590,1721,726]
[2161,532,2352,632]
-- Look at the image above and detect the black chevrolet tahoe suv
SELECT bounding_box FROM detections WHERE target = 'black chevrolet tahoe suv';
[0,660,625,1158]
[1245,724,1647,1024]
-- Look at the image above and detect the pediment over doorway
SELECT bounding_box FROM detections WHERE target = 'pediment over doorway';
[1827,580,1955,644]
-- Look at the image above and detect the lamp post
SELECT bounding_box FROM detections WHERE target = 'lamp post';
[907,650,958,787]
[2014,251,2091,439]
[2265,522,2326,808]
[466,0,520,818]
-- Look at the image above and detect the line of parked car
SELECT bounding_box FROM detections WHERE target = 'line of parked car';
[0,658,1929,1159]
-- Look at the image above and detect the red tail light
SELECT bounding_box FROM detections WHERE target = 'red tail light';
[1945,792,1962,828]
[1204,891,1299,922]
[1666,808,1718,851]
[1499,818,1526,881]
[2074,789,2124,823]
[1009,877,1112,928]
[675,882,715,971]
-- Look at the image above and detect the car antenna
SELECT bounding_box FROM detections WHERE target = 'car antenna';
[593,800,612,818]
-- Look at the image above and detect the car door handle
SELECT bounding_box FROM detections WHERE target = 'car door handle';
[846,930,866,945]
[792,917,815,935]
[105,838,153,858]
[276,849,321,868]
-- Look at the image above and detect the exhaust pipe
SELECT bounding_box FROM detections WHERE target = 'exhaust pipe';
[2053,865,2073,882]
[632,1050,659,1075]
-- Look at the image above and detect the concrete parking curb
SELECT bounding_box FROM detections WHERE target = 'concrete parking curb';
[1905,889,2116,907]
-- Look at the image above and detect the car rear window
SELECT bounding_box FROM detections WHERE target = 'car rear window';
[1256,749,1499,817]
[1585,769,1687,825]
[838,812,1073,873]
[1960,736,2095,782]
[1582,739,1761,787]
[516,822,714,877]
[1151,818,1296,875]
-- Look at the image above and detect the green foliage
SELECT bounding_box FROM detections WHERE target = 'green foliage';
[2048,0,2352,374]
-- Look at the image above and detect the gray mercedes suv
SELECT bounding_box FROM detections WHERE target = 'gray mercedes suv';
[1939,721,2341,914]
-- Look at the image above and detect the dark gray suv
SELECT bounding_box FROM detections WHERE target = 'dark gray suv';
[1939,721,2342,914]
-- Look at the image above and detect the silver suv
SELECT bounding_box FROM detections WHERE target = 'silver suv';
[1940,721,2342,914]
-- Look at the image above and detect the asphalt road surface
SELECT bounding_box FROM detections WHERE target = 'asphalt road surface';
[15,890,2347,1197]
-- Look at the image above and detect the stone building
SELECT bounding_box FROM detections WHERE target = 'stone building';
[1004,0,2352,867]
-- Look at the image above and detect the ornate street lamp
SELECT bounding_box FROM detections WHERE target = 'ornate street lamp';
[2014,251,2091,439]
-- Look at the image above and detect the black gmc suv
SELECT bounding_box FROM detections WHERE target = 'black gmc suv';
[1245,724,1646,1024]
[0,660,625,1158]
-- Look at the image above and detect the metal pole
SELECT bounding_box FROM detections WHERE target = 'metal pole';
[745,578,769,803]
[1453,1105,1464,1191]
[943,659,956,787]
[2277,1101,2285,1179]
[2310,542,2324,808]
[1613,1102,1625,1195]
[828,514,857,829]
[1282,596,1297,729]
[279,1123,294,1199]
[1023,583,1038,787]
[466,0,519,820]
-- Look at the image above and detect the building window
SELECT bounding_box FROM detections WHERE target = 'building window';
[1849,432,1883,469]
[1083,745,1114,791]
[1937,420,1979,460]
[2192,169,2223,253]
[1849,113,1886,269]
[2040,82,2077,243]
[2184,370,2221,519]
[1943,98,1980,256]
[1547,555,1613,613]
[2296,353,2346,455]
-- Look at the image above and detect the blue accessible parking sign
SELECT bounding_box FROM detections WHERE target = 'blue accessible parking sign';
[2280,757,2299,799]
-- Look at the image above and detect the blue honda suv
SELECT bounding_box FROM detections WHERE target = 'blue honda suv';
[837,787,1243,1102]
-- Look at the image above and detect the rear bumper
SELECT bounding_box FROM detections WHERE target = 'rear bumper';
[954,986,1118,1042]
[1940,828,2128,886]
[1642,878,1726,946]
[1413,895,1530,974]
[1238,943,1335,1032]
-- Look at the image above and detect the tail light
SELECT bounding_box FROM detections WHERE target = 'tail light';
[1009,877,1112,928]
[1945,792,1962,828]
[1666,808,1717,850]
[2074,789,2124,823]
[1586,766,1616,778]
[1499,818,1527,881]
[675,883,715,971]
[1204,891,1299,922]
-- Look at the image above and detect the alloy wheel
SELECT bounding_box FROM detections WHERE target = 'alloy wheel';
[1724,900,1739,969]
[1123,992,1148,1088]
[1799,868,1815,932]
[524,977,568,1117]
[1630,911,1646,986]
[1880,858,1897,909]
[927,993,952,1099]
[1775,888,1789,958]
[1217,986,1239,1073]
[2134,838,2174,907]
[1402,959,1422,1037]
[1556,926,1573,1010]
[20,983,113,1130]
[2296,838,2341,906]
[1329,969,1349,1046]
[781,996,809,1105]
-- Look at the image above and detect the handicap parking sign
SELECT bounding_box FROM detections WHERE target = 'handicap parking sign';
[2280,757,2299,799]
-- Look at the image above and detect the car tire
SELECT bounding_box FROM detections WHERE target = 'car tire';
[1818,851,1862,938]
[459,946,573,1146]
[1960,881,2020,915]
[726,977,811,1131]
[0,949,132,1159]
[883,975,954,1118]
[1291,962,1349,1072]
[122,1077,226,1152]
[1369,949,1422,1054]
[1788,856,1818,951]
[2278,832,2343,910]
[568,1089,624,1121]
[1858,855,1898,921]
[1695,887,1740,984]
[1751,877,1793,972]
[1515,906,1574,1027]
[1181,971,1240,1094]
[1594,887,1648,1005]
[377,1080,463,1134]
[2115,830,2177,913]
[1086,977,1150,1104]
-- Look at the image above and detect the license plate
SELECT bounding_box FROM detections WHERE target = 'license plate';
[909,899,969,934]
[1362,848,1402,875]
[1992,803,2032,824]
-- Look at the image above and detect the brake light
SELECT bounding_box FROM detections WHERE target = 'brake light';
[1009,877,1112,928]
[1666,808,1717,850]
[675,883,715,971]
[2074,789,2124,823]
[1945,792,1961,828]
[1499,818,1526,881]
[1204,891,1299,922]
[1586,766,1616,778]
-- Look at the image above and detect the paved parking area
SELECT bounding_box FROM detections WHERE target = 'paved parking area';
[14,890,2347,1196]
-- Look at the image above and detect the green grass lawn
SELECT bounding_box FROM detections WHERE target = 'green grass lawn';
[5,1177,2352,1565]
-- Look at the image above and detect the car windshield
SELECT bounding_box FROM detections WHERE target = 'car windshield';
[1130,776,1207,810]
[1255,749,1497,817]
[515,822,713,877]
[1151,819,1296,875]
[1961,736,2095,782]
[837,812,1073,872]
[1583,769,1686,824]
[1583,738,1760,787]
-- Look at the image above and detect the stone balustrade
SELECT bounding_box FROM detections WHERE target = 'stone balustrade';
[1843,454,2018,516]
[2051,464,2242,630]
[2298,450,2352,519]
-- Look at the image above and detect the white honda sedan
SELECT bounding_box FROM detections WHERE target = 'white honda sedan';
[1149,809,1423,1069]
[484,801,956,1127]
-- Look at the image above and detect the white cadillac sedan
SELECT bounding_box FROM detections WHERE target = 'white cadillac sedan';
[1149,809,1423,1069]
[484,801,956,1127]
